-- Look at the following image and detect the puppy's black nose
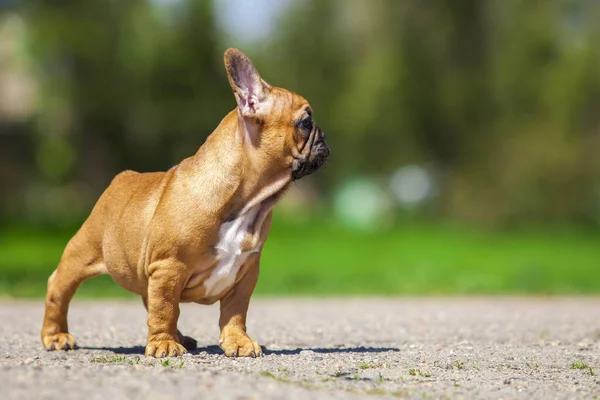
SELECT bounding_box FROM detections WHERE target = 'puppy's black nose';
[317,141,330,157]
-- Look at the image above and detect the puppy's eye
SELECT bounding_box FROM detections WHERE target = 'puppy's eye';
[301,116,313,131]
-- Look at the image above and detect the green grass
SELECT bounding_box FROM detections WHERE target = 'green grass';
[1,216,599,297]
[571,360,589,369]
[158,359,184,368]
[91,355,141,364]
[359,362,383,369]
[408,369,432,378]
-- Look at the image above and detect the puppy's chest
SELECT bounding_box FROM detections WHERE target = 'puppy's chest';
[202,207,262,297]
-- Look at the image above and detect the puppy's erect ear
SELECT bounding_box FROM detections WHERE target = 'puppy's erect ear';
[224,48,271,118]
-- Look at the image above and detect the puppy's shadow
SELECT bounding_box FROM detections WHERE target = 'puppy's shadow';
[80,345,398,356]
[262,346,399,356]
[80,345,146,355]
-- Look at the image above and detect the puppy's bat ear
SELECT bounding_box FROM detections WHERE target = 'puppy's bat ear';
[224,48,271,118]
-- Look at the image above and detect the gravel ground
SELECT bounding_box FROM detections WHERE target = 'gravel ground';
[1,298,599,399]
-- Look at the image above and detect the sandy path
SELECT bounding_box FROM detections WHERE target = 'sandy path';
[1,298,599,399]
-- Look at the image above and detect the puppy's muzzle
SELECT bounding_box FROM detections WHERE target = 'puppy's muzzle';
[292,128,329,180]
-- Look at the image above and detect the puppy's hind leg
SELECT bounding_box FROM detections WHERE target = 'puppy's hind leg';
[41,228,106,351]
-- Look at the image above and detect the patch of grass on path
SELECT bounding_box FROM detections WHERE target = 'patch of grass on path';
[1,216,600,297]
[571,360,589,369]
[91,355,140,364]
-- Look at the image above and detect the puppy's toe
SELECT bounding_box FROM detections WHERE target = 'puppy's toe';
[42,333,77,351]
[145,339,186,358]
[252,341,263,357]
[219,333,262,358]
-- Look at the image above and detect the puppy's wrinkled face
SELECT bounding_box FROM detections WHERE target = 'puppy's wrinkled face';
[224,48,329,181]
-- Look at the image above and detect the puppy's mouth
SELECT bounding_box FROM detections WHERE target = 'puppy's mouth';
[292,128,329,181]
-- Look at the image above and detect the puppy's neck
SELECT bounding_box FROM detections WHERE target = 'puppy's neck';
[190,109,292,218]
[236,119,292,216]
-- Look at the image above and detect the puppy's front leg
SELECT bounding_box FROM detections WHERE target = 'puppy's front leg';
[145,261,187,358]
[219,255,262,357]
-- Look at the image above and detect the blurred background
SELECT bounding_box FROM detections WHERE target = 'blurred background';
[1,0,599,297]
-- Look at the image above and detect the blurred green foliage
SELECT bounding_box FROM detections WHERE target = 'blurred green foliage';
[0,0,599,227]
[1,215,599,297]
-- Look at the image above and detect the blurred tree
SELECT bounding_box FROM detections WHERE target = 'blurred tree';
[18,0,230,224]
[2,0,600,228]
[259,0,600,227]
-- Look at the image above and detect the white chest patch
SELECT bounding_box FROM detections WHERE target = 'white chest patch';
[203,206,261,297]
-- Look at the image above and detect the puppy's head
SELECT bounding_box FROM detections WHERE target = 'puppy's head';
[224,48,329,181]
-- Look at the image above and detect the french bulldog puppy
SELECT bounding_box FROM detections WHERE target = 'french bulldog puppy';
[41,48,329,358]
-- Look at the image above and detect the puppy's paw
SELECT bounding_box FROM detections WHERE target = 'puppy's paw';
[42,333,77,351]
[219,332,262,358]
[145,339,186,358]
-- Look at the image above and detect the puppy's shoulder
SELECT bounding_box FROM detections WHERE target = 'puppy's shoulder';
[116,169,140,178]
[111,169,140,184]
[109,169,164,186]
[102,170,166,202]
